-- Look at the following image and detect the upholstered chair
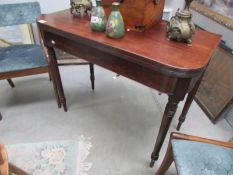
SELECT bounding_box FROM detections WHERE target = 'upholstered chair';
[155,132,233,175]
[0,2,95,116]
[0,2,63,117]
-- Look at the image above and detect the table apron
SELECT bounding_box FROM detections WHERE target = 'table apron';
[43,31,185,94]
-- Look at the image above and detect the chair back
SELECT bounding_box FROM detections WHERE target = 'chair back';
[0,2,41,27]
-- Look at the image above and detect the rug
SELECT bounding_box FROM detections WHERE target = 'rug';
[6,136,92,175]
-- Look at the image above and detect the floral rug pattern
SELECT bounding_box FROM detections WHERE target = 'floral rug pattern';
[6,136,92,175]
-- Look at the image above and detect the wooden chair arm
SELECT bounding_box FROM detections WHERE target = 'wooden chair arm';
[1,143,30,175]
[0,143,9,175]
[171,132,233,149]
[9,163,30,175]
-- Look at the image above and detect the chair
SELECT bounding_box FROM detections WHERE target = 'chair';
[0,2,95,115]
[155,132,233,175]
[0,2,62,115]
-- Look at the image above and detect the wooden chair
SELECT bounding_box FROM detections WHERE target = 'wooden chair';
[0,2,63,117]
[155,132,233,175]
[0,143,29,175]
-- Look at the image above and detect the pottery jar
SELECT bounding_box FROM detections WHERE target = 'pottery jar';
[90,0,107,32]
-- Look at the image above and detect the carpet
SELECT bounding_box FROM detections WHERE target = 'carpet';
[6,136,92,175]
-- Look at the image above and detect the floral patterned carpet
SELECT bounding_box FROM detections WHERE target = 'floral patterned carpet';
[6,136,92,175]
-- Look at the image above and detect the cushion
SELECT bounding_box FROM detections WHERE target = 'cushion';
[0,2,41,27]
[0,44,48,73]
[172,139,233,175]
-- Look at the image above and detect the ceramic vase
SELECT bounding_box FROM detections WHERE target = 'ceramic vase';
[106,2,125,39]
[90,0,107,32]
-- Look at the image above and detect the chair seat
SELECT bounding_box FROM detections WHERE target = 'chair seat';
[0,44,48,73]
[172,140,233,175]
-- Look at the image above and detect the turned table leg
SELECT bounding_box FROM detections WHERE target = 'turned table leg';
[176,74,204,131]
[89,63,95,90]
[49,69,62,109]
[47,46,67,112]
[150,95,179,167]
[150,78,191,167]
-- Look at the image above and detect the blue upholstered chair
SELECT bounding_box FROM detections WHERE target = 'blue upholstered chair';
[0,2,95,117]
[0,2,62,118]
[155,132,233,175]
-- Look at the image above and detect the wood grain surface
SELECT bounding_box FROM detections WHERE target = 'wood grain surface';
[38,10,221,78]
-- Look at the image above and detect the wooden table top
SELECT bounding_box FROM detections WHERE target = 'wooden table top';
[38,10,221,77]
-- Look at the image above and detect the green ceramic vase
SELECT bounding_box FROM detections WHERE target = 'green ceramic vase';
[90,0,107,32]
[106,2,125,39]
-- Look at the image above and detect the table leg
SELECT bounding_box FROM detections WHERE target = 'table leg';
[150,78,191,167]
[0,112,2,120]
[89,63,95,90]
[176,75,204,131]
[49,70,62,109]
[47,46,67,112]
[150,95,179,167]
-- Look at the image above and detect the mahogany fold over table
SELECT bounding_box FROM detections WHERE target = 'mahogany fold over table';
[37,10,221,167]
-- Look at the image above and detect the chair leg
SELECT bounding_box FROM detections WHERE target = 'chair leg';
[9,162,30,175]
[48,72,52,81]
[89,63,95,90]
[155,140,174,175]
[0,112,2,120]
[7,79,15,88]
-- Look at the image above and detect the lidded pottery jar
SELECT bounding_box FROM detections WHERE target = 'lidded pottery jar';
[90,0,107,32]
[106,2,125,39]
[102,0,165,32]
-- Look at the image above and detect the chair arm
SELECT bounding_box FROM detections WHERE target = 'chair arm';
[9,163,30,175]
[171,132,233,149]
[0,143,9,175]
